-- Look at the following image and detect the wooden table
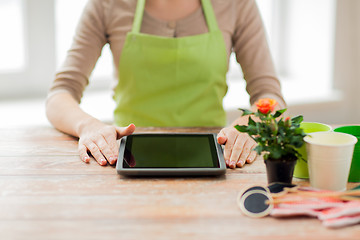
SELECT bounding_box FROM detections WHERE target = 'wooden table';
[0,126,359,240]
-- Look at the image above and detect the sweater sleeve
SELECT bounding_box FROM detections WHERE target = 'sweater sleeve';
[232,0,286,108]
[48,0,110,103]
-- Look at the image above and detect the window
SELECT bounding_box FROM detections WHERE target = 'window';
[269,0,337,105]
[0,0,56,99]
[225,0,337,111]
[0,0,25,73]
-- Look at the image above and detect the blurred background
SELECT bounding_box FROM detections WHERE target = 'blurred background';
[0,0,359,127]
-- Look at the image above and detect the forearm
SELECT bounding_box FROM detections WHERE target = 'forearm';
[46,91,101,138]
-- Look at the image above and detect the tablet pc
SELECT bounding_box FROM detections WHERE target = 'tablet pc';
[116,133,226,176]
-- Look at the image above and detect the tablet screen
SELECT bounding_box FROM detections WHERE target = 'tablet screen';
[122,134,220,168]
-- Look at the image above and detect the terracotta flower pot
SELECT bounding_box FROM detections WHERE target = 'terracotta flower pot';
[264,159,297,184]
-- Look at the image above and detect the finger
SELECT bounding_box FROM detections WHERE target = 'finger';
[224,133,238,169]
[94,135,117,165]
[115,124,136,139]
[106,136,119,159]
[246,150,258,164]
[228,136,246,168]
[217,130,227,145]
[101,128,119,164]
[85,141,107,166]
[236,139,253,168]
[78,144,90,163]
[246,143,258,163]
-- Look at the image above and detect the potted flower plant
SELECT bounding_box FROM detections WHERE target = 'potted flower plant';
[235,98,306,184]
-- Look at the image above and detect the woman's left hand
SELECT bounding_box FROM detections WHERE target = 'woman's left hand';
[217,126,257,168]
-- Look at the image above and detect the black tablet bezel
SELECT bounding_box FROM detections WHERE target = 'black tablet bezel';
[116,133,226,176]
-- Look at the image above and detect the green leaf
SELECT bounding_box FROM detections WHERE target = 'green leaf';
[246,124,258,133]
[269,147,282,159]
[254,145,263,155]
[295,128,304,135]
[239,108,254,116]
[234,125,248,132]
[273,108,287,118]
[290,136,304,148]
[291,115,303,124]
[248,116,256,126]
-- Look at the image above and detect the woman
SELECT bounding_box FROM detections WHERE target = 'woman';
[46,0,286,168]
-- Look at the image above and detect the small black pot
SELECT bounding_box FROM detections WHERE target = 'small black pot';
[264,159,297,184]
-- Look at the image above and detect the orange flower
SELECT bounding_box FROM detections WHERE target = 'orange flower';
[255,98,277,114]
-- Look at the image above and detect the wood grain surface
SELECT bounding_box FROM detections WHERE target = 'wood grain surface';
[0,126,359,240]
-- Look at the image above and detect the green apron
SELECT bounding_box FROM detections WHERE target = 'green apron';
[114,0,228,127]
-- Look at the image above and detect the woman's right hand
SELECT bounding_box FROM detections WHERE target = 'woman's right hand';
[77,121,136,166]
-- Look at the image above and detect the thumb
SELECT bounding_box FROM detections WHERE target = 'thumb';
[217,130,227,145]
[115,123,136,139]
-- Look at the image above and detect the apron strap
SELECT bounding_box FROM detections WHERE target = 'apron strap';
[201,0,219,32]
[132,0,219,34]
[132,0,146,34]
